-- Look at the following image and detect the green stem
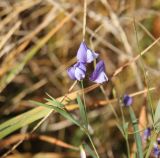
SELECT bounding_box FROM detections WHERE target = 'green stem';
[80,80,99,158]
[100,86,120,123]
[129,106,143,158]
[125,137,130,158]
[120,105,130,158]
[133,19,154,123]
[80,80,88,129]
[86,132,100,158]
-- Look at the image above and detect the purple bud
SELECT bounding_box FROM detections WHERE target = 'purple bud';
[67,62,86,81]
[77,42,98,64]
[153,143,160,157]
[123,95,133,106]
[143,127,151,141]
[89,60,108,84]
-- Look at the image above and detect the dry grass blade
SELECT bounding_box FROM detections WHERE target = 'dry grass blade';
[0,21,21,55]
[0,133,78,150]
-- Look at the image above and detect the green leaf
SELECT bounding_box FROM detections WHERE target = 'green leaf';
[53,107,81,127]
[45,98,64,108]
[83,143,97,158]
[77,94,88,128]
[45,93,64,107]
[31,100,54,109]
[32,100,81,127]
[0,107,51,139]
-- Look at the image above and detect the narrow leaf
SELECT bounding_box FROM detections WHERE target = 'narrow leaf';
[46,93,64,107]
[32,100,81,127]
[45,98,64,108]
[0,107,51,139]
[83,143,97,158]
[77,94,88,128]
[31,100,54,109]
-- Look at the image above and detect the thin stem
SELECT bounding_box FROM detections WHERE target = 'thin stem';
[133,19,154,123]
[83,0,87,40]
[120,104,125,127]
[86,132,100,158]
[100,85,120,123]
[125,137,130,158]
[80,80,99,158]
[80,80,88,129]
[120,104,130,158]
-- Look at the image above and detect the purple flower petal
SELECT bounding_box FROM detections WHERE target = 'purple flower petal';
[143,127,151,141]
[86,49,99,63]
[67,62,86,81]
[75,67,85,81]
[90,60,108,83]
[92,71,108,83]
[74,62,86,72]
[77,42,87,63]
[153,143,160,157]
[67,67,76,80]
[77,42,99,63]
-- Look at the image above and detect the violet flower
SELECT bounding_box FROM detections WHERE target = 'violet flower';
[153,143,160,158]
[67,62,86,81]
[123,95,133,107]
[89,60,108,83]
[77,42,99,63]
[157,138,160,145]
[143,127,151,141]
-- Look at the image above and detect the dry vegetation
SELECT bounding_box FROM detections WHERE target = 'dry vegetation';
[0,0,160,158]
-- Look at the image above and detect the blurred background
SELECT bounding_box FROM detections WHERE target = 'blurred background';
[0,0,160,157]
